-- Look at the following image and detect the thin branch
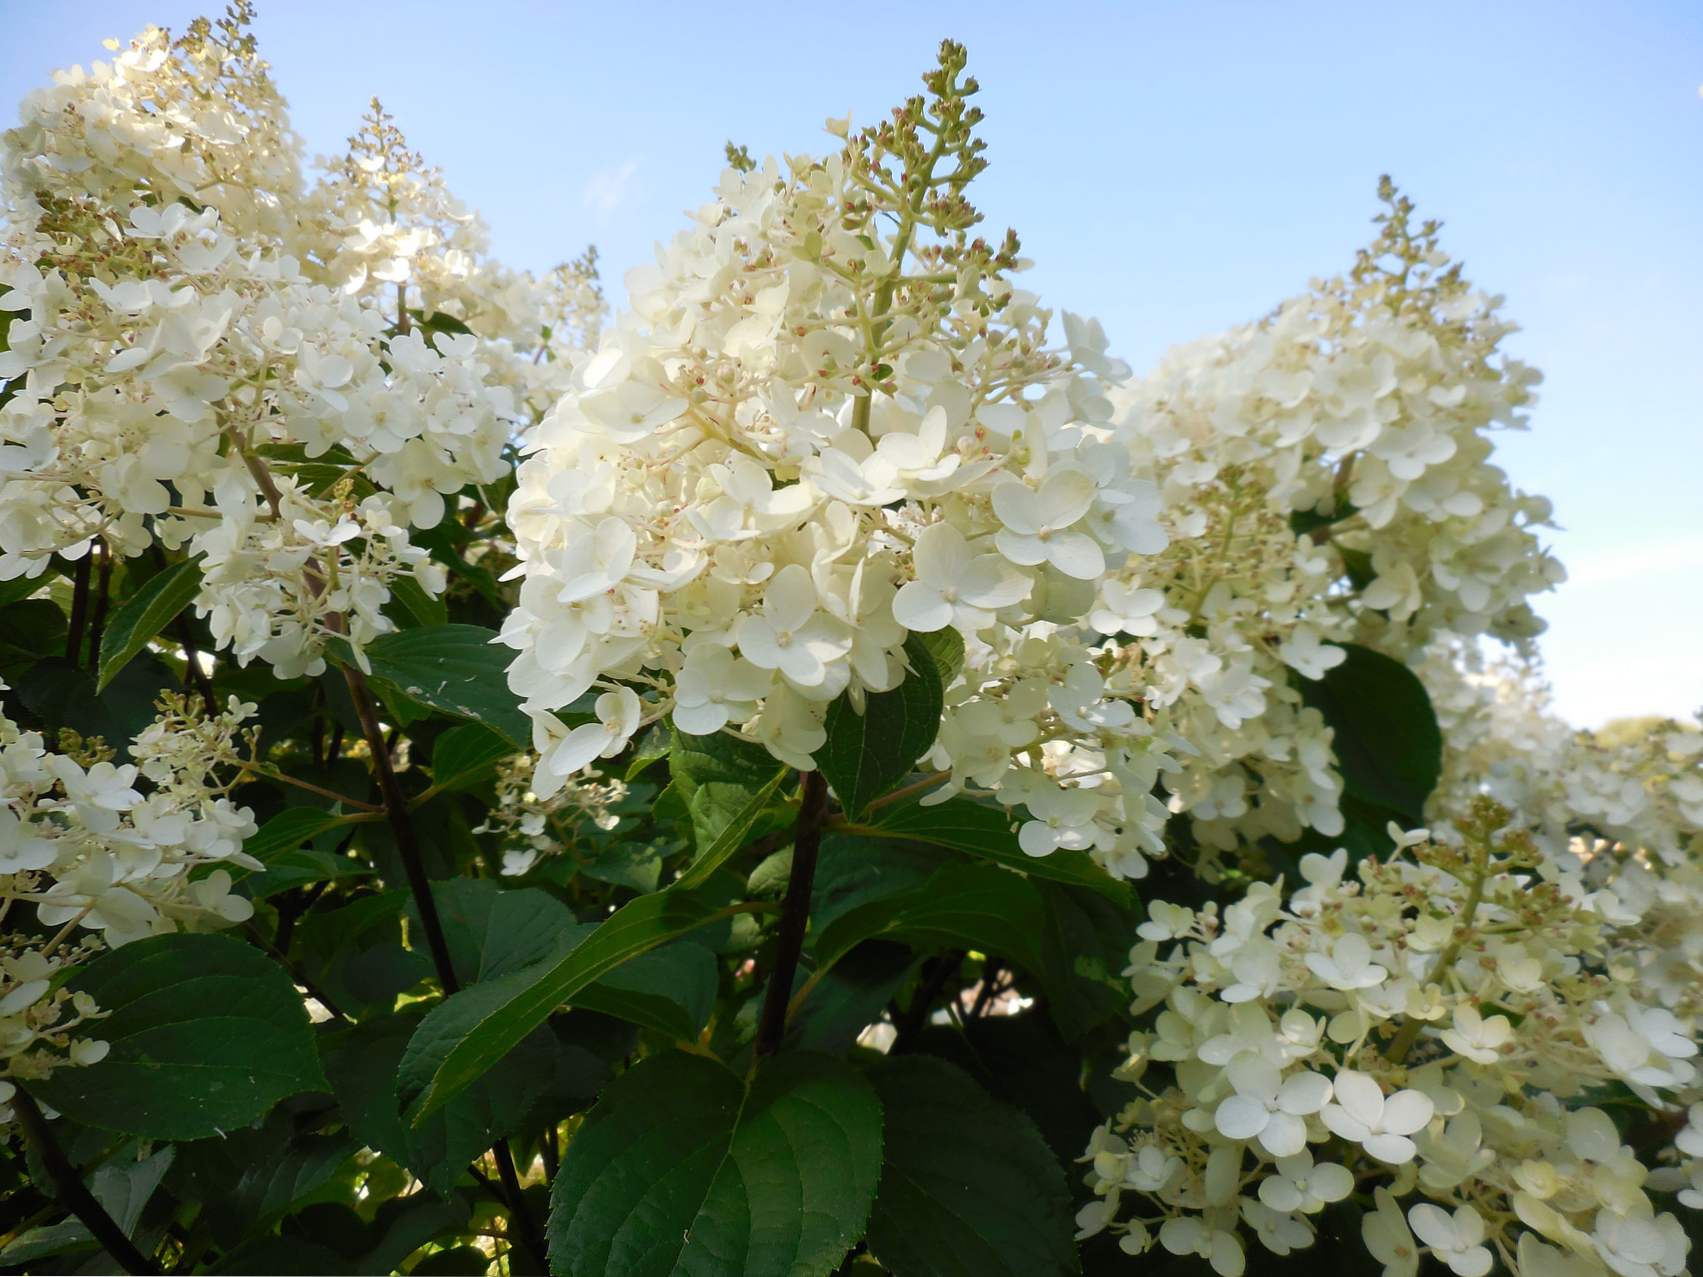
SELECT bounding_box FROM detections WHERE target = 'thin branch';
[339,664,460,993]
[175,619,218,708]
[491,1141,547,1273]
[339,662,549,1268]
[242,765,383,813]
[12,1086,159,1275]
[65,554,92,666]
[889,952,965,1051]
[244,923,351,1023]
[86,543,113,669]
[755,770,830,1057]
[539,1126,560,1185]
[863,770,951,815]
[970,957,1005,1019]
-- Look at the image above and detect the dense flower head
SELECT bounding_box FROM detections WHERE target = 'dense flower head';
[506,124,1574,891]
[2,2,303,245]
[0,5,592,677]
[1078,182,1566,860]
[0,683,266,1104]
[503,41,1180,875]
[1083,797,1699,1276]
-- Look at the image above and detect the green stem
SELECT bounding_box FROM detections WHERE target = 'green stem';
[850,129,949,435]
[1386,837,1493,1064]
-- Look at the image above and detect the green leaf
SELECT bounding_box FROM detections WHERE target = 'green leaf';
[813,634,944,817]
[323,1010,555,1195]
[411,307,475,337]
[294,892,431,1018]
[1298,642,1442,821]
[810,836,939,935]
[398,886,733,1123]
[428,723,514,796]
[0,598,67,685]
[415,523,507,609]
[429,878,575,983]
[96,555,203,692]
[1339,545,1376,592]
[210,1237,353,1275]
[849,795,1131,906]
[0,1147,173,1266]
[0,575,42,609]
[244,807,361,864]
[668,724,790,885]
[812,860,1049,980]
[388,574,449,627]
[398,729,784,1119]
[911,627,965,687]
[351,623,530,747]
[623,725,672,781]
[571,940,719,1042]
[412,1247,494,1275]
[904,1013,1105,1171]
[1288,501,1357,540]
[0,1219,99,1267]
[578,839,667,894]
[243,848,370,900]
[230,806,368,894]
[424,879,719,1040]
[791,942,918,1055]
[547,1052,882,1277]
[862,1055,1078,1277]
[357,1194,470,1276]
[31,934,325,1140]
[18,654,173,756]
[1036,882,1140,1040]
[184,1117,355,1236]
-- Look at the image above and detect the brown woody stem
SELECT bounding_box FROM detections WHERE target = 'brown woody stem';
[12,1086,159,1275]
[755,770,831,1057]
[339,664,460,995]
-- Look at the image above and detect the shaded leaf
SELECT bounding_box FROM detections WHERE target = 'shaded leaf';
[850,795,1131,906]
[32,934,325,1140]
[398,886,736,1122]
[349,624,530,746]
[862,1055,1078,1277]
[668,724,790,878]
[429,723,514,795]
[547,1052,882,1277]
[814,634,944,818]
[812,860,1050,979]
[96,555,203,692]
[1298,642,1441,821]
[322,1011,554,1196]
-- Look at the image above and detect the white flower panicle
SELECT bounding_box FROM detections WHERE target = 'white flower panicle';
[0,684,266,1104]
[507,126,1570,890]
[1,687,260,945]
[474,752,630,878]
[1082,799,1698,1276]
[1085,182,1565,860]
[503,42,1179,876]
[0,6,591,679]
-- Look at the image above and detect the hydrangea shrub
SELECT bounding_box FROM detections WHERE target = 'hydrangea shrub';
[0,9,1695,1276]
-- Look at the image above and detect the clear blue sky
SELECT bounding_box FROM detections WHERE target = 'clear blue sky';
[9,2,1701,725]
